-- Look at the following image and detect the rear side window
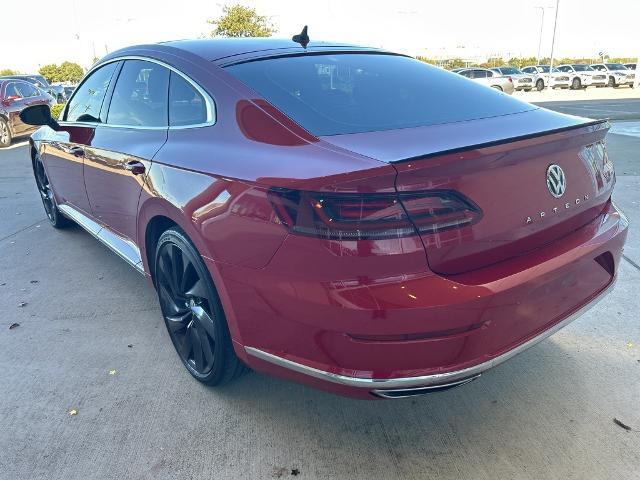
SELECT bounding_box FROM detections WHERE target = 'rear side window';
[65,62,117,123]
[107,60,169,127]
[226,54,534,136]
[16,82,39,98]
[4,83,23,99]
[169,72,207,126]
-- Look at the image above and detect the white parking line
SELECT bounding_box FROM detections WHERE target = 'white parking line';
[609,122,640,138]
[2,141,29,150]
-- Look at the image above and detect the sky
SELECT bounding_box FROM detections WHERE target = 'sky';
[3,0,639,72]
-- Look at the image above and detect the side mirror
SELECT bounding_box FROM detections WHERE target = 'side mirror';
[19,104,60,131]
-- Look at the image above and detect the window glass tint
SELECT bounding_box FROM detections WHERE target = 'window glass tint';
[227,54,534,136]
[66,62,117,123]
[169,72,207,126]
[107,60,169,127]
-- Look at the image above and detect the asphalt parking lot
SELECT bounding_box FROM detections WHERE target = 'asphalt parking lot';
[1,97,639,480]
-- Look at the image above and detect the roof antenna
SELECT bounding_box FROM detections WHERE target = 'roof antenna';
[292,26,309,48]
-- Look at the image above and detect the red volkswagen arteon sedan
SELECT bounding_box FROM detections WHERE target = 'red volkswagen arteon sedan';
[21,36,627,399]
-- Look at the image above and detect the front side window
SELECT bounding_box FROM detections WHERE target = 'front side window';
[65,62,118,123]
[106,60,169,127]
[226,53,533,136]
[169,72,207,126]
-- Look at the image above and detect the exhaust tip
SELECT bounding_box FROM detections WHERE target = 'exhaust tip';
[371,374,481,399]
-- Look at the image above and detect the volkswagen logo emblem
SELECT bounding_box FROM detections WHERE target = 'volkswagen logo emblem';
[546,164,567,198]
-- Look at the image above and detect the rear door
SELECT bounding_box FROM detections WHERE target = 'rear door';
[83,59,169,243]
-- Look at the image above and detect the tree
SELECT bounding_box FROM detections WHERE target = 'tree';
[38,62,84,83]
[208,4,275,38]
[39,64,59,83]
[0,68,19,76]
[59,61,84,83]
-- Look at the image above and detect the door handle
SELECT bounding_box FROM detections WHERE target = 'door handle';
[60,145,84,157]
[69,146,85,157]
[124,160,146,175]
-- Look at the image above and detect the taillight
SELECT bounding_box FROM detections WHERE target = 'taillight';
[268,188,481,240]
[507,76,513,83]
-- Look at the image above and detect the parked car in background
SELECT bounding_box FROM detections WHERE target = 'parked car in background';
[63,85,76,99]
[0,74,61,101]
[451,67,514,94]
[0,79,55,147]
[20,38,626,398]
[521,65,571,90]
[49,85,67,104]
[623,63,636,71]
[590,63,635,87]
[490,66,534,91]
[556,64,607,89]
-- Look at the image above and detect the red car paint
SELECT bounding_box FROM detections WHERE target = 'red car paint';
[30,39,627,398]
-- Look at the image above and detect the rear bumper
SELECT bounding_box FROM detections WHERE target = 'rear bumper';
[246,275,616,398]
[215,201,627,399]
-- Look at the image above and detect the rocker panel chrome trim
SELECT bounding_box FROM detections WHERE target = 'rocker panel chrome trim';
[58,204,145,274]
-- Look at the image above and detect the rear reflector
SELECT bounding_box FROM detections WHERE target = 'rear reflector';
[268,188,481,240]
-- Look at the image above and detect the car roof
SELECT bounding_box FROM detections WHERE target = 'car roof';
[105,38,386,66]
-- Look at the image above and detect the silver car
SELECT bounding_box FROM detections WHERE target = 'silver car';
[490,66,534,91]
[452,68,515,94]
[521,65,571,90]
[591,63,635,87]
[556,64,607,89]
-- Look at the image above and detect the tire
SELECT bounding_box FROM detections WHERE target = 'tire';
[571,77,581,90]
[154,228,246,386]
[608,76,616,87]
[536,79,544,91]
[0,118,12,148]
[32,151,73,228]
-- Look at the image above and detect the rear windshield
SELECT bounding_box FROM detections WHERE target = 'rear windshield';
[226,53,534,136]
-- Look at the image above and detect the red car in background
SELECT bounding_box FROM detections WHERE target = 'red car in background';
[0,79,54,147]
[21,36,627,399]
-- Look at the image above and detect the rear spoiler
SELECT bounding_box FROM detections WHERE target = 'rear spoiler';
[390,118,609,164]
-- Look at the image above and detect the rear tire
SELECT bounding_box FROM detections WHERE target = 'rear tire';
[536,79,544,91]
[0,118,11,148]
[154,228,246,386]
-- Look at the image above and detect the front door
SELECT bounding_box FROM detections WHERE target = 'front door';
[43,62,120,214]
[82,59,170,244]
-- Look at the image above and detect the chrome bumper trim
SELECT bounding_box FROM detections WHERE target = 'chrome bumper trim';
[245,277,616,390]
[58,204,145,275]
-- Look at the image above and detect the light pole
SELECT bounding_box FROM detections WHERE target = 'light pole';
[534,6,547,64]
[548,0,560,83]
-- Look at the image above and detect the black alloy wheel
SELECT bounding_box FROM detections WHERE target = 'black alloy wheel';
[33,153,72,228]
[155,229,246,385]
[0,118,11,148]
